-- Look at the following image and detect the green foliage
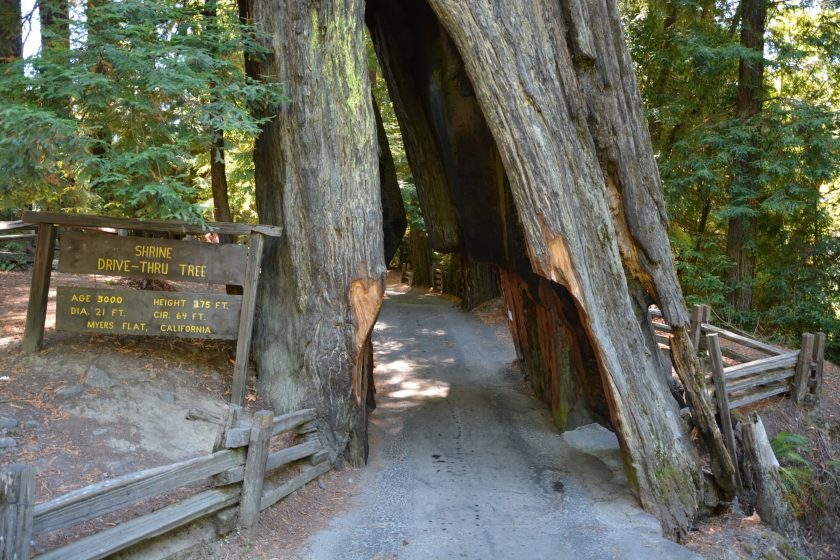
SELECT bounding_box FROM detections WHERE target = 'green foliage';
[0,0,285,221]
[622,0,840,360]
[771,431,813,496]
[399,177,425,232]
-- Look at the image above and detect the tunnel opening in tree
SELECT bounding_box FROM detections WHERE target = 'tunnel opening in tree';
[366,0,612,433]
[247,0,736,537]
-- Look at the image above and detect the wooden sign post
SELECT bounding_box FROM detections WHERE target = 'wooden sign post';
[20,211,282,406]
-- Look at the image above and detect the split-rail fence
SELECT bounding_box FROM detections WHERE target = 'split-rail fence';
[1,406,330,559]
[650,304,826,411]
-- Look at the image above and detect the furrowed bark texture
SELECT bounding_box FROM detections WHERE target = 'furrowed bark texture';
[250,0,384,466]
[421,0,724,535]
[438,254,501,310]
[246,0,735,535]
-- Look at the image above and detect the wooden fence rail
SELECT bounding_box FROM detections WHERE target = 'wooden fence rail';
[651,303,827,510]
[596,302,823,412]
[650,304,825,411]
[0,406,331,560]
[0,221,37,265]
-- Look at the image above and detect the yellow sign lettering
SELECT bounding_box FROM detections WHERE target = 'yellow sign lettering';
[152,298,187,307]
[134,245,173,259]
[97,258,132,272]
[86,320,114,330]
[139,260,169,275]
[178,263,207,278]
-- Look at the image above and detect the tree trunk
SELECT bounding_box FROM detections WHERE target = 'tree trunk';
[40,0,69,50]
[408,229,433,287]
[726,0,766,312]
[202,0,233,228]
[250,0,736,536]
[249,0,384,466]
[369,0,735,536]
[210,131,232,225]
[737,413,803,546]
[459,257,499,310]
[373,94,407,265]
[0,0,21,61]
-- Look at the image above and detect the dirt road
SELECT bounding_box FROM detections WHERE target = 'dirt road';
[301,287,700,559]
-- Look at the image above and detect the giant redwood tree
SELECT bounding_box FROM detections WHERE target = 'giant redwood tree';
[249,0,736,536]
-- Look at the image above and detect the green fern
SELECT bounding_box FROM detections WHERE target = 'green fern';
[771,431,813,496]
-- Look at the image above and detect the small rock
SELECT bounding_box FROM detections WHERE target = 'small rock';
[318,480,326,489]
[0,437,17,449]
[24,420,40,429]
[55,384,84,399]
[157,390,176,404]
[84,365,117,388]
[0,418,18,429]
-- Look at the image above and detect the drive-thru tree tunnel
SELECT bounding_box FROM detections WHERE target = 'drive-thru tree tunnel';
[245,0,737,537]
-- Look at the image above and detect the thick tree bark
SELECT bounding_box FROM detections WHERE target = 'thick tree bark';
[438,254,501,309]
[737,413,803,546]
[248,0,735,536]
[249,0,384,466]
[726,0,766,312]
[367,0,736,535]
[366,4,462,252]
[0,0,21,61]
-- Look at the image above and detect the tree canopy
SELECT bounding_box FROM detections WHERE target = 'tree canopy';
[0,0,285,221]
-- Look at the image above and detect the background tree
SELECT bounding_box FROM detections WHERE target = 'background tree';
[622,0,840,358]
[0,0,283,221]
[0,0,22,61]
[725,0,767,311]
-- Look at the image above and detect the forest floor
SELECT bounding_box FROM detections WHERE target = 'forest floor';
[1,269,838,559]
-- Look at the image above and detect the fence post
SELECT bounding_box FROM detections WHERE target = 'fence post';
[22,223,57,353]
[231,233,265,407]
[238,410,273,540]
[1,464,36,560]
[811,332,826,399]
[793,333,815,404]
[689,304,704,352]
[698,305,712,352]
[707,333,743,492]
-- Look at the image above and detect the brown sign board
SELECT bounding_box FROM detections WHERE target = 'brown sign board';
[56,287,242,340]
[58,231,248,285]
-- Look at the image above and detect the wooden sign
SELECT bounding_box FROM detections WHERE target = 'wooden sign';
[21,211,282,406]
[56,287,242,340]
[58,231,248,285]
